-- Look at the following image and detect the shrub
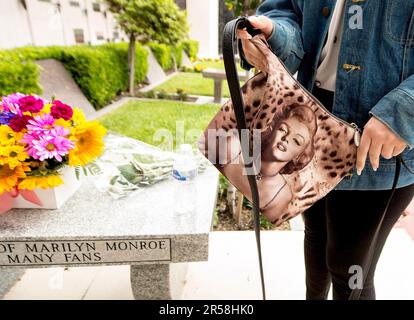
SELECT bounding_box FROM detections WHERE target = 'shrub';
[179,65,191,72]
[141,90,156,99]
[156,89,168,99]
[148,42,173,71]
[12,46,63,61]
[173,42,184,68]
[0,53,41,96]
[0,43,148,109]
[179,64,206,73]
[60,46,120,109]
[176,88,187,101]
[182,40,199,59]
[193,64,207,73]
[101,43,148,85]
[60,44,148,109]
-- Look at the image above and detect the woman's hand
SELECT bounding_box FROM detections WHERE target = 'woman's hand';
[236,16,274,70]
[356,116,408,175]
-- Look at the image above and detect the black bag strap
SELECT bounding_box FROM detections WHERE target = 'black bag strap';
[349,155,414,300]
[223,17,413,300]
[223,17,267,300]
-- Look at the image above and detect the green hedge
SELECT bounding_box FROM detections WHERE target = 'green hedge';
[0,40,194,108]
[182,40,199,59]
[12,46,63,61]
[148,41,191,70]
[0,43,148,110]
[60,44,148,108]
[173,42,184,68]
[0,54,41,96]
[148,42,173,71]
[60,47,123,109]
[101,43,148,86]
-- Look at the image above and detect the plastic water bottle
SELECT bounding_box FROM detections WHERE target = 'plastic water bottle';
[172,144,198,214]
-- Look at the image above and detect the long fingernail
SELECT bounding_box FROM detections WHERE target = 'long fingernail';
[373,166,378,172]
[357,169,361,175]
[248,16,260,26]
[249,16,259,22]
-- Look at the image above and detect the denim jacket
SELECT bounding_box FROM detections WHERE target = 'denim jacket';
[240,0,414,190]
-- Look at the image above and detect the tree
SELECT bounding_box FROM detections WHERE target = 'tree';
[105,0,188,95]
[224,0,261,16]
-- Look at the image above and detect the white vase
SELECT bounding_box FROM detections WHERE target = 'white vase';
[12,166,83,209]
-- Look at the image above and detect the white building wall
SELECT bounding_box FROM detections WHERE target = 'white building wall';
[0,0,207,50]
[0,0,33,48]
[26,0,66,46]
[0,0,126,49]
[60,0,90,45]
[186,0,219,58]
[84,0,108,45]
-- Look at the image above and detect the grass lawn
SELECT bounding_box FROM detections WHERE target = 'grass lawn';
[99,99,219,151]
[154,72,247,98]
[194,60,244,71]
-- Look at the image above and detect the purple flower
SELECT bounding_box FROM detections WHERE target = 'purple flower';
[18,95,44,113]
[27,114,55,135]
[0,111,16,125]
[23,126,74,161]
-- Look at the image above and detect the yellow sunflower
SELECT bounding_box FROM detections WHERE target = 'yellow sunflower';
[0,164,27,194]
[38,103,52,115]
[0,145,29,169]
[18,174,63,191]
[68,121,106,166]
[55,118,71,128]
[0,126,23,146]
[71,108,86,126]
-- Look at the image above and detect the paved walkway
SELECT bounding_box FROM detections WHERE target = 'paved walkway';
[36,59,96,119]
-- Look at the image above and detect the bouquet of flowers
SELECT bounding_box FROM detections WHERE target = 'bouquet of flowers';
[0,93,106,209]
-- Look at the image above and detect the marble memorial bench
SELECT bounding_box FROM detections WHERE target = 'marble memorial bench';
[0,155,219,299]
[202,68,251,103]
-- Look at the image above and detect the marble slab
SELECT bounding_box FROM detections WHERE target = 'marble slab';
[0,164,219,268]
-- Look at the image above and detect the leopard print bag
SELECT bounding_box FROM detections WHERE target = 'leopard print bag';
[198,17,410,300]
[198,18,360,226]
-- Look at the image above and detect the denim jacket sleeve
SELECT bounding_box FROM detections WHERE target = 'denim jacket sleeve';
[239,0,305,74]
[368,74,414,150]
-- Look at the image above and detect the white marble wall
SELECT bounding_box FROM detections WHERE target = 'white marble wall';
[186,0,219,58]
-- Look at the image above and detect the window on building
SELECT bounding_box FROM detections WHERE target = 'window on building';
[38,0,52,2]
[69,1,80,7]
[113,31,119,40]
[92,2,100,12]
[96,32,104,40]
[74,29,85,44]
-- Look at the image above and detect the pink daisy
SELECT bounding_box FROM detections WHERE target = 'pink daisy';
[27,114,56,135]
[31,137,74,161]
[25,126,75,161]
[1,93,25,115]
